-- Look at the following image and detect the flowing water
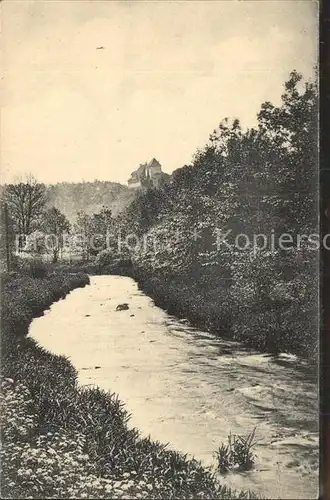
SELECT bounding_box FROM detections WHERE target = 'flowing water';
[29,276,318,499]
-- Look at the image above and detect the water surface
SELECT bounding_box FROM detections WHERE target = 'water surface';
[30,276,318,499]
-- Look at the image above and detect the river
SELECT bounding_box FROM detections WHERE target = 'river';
[29,275,318,499]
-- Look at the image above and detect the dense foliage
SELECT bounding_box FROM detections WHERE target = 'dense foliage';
[114,71,318,357]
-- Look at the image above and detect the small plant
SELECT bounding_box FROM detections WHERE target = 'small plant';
[215,428,257,473]
[215,443,231,473]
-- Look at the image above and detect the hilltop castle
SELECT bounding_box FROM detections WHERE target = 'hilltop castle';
[127,158,169,189]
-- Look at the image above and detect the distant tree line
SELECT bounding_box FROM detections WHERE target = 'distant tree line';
[1,176,115,266]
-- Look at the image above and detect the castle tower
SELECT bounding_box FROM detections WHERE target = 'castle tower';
[128,158,164,189]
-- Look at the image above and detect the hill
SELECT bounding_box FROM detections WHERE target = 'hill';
[45,180,136,222]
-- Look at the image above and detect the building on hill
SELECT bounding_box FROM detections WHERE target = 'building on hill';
[127,158,169,189]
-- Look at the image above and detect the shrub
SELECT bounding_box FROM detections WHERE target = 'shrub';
[95,249,115,267]
[28,258,48,278]
[12,256,49,279]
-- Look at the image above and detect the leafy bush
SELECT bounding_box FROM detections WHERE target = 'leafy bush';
[28,258,48,278]
[12,256,50,279]
[94,250,132,275]
[95,249,115,267]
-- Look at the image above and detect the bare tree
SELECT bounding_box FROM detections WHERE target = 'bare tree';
[6,175,46,244]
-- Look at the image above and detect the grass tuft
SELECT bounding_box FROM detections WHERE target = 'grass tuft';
[215,428,258,473]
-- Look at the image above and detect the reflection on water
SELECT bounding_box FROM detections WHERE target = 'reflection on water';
[29,276,318,499]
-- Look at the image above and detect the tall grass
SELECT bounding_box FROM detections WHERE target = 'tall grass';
[215,429,258,473]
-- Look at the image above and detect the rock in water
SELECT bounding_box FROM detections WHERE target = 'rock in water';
[116,303,129,311]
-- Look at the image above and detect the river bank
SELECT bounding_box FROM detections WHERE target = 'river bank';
[61,258,317,360]
[30,275,318,500]
[1,268,253,499]
[131,265,318,360]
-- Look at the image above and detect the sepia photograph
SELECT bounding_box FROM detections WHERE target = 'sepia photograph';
[0,1,319,499]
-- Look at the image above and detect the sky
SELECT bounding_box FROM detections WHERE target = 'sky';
[1,0,318,185]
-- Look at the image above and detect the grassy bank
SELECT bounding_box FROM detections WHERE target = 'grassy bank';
[131,271,231,342]
[1,264,89,352]
[52,256,317,358]
[126,260,317,360]
[1,267,257,499]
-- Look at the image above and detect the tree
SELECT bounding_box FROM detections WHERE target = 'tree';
[42,207,71,263]
[5,175,46,248]
[88,206,112,255]
[112,70,318,356]
[0,199,16,271]
[73,206,113,258]
[73,211,92,261]
[257,70,318,232]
